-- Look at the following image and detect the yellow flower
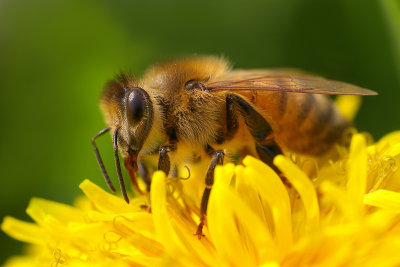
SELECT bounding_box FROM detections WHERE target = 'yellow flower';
[3,96,400,266]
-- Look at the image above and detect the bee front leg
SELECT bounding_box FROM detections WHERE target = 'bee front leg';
[226,94,282,173]
[196,150,224,239]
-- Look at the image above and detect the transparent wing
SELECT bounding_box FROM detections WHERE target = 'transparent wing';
[207,70,377,95]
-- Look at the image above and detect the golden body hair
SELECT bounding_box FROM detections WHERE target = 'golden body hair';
[94,55,376,234]
[95,55,375,203]
[100,56,372,164]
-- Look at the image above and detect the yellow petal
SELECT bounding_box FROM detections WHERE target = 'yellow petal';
[26,197,83,225]
[260,261,280,267]
[1,216,45,245]
[346,134,367,207]
[150,171,186,253]
[242,156,293,255]
[320,181,360,220]
[274,155,320,228]
[208,164,271,266]
[376,131,400,149]
[364,189,400,210]
[235,165,271,229]
[79,179,132,214]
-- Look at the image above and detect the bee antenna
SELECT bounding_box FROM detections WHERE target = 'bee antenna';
[113,128,130,203]
[92,127,116,192]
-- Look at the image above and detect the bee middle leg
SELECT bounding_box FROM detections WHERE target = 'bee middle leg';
[138,146,175,213]
[195,150,224,239]
[195,95,284,238]
[158,142,178,175]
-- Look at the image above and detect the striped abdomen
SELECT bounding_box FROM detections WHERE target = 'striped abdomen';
[245,90,350,155]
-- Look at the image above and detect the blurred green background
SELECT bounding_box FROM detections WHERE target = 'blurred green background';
[0,0,399,263]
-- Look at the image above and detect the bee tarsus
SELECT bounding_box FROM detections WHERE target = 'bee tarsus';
[196,150,225,238]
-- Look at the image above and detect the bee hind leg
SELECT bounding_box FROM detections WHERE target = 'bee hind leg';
[226,93,282,173]
[255,142,282,174]
[195,150,224,239]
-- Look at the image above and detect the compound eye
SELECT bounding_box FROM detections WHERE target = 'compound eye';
[128,89,145,122]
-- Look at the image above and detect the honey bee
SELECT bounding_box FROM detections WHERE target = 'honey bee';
[92,55,376,237]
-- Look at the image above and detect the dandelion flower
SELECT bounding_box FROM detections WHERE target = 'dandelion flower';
[3,96,400,266]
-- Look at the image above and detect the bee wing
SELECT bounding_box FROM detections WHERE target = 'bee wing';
[207,70,378,95]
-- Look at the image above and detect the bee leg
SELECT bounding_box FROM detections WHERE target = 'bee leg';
[226,94,282,172]
[158,146,171,175]
[226,94,273,143]
[92,126,116,192]
[138,160,151,192]
[195,150,225,239]
[113,128,130,203]
[255,142,282,174]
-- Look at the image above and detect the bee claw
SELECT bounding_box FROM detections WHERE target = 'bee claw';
[193,231,205,240]
[194,221,206,240]
[140,204,152,213]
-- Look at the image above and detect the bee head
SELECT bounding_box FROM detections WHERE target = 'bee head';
[100,72,155,157]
